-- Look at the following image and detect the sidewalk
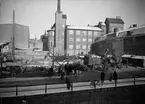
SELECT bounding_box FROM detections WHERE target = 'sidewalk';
[1,77,145,97]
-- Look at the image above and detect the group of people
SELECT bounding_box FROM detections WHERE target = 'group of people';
[90,70,118,88]
[101,70,118,86]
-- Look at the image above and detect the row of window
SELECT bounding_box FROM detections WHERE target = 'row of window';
[69,44,90,50]
[67,50,88,56]
[69,38,92,42]
[69,30,98,36]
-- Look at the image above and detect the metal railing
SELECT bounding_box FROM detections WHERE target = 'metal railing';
[0,77,145,97]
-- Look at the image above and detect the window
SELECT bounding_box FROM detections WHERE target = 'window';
[88,31,92,36]
[82,31,87,36]
[88,45,90,49]
[88,38,92,42]
[94,31,98,37]
[82,45,86,49]
[82,38,86,42]
[69,30,74,35]
[69,38,74,41]
[69,45,74,49]
[76,30,81,35]
[76,45,80,49]
[76,38,81,42]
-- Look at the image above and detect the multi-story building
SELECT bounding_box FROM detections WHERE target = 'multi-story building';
[65,25,102,56]
[105,16,124,34]
[0,23,30,49]
[41,0,103,56]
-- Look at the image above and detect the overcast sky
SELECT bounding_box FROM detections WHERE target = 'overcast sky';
[0,0,145,39]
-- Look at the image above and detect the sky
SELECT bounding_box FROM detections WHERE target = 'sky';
[0,0,145,39]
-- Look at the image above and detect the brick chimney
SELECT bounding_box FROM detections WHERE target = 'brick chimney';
[116,16,121,19]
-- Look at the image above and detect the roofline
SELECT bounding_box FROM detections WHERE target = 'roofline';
[67,25,102,31]
[0,23,29,27]
[105,18,124,24]
[117,25,145,33]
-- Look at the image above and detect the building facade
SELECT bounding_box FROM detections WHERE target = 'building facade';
[65,25,102,56]
[97,22,106,34]
[105,16,124,34]
[29,38,43,51]
[0,24,29,49]
[41,30,54,52]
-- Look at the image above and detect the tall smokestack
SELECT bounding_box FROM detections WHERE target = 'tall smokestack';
[57,0,61,13]
[12,10,15,61]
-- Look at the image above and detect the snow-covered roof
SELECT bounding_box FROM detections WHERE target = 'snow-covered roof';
[67,25,102,31]
[0,43,6,45]
[117,25,145,34]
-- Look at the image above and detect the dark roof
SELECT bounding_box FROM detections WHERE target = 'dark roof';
[51,23,55,29]
[0,42,9,49]
[105,18,124,24]
[95,35,107,42]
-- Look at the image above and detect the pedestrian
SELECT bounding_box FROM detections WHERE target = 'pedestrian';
[109,73,113,81]
[58,66,61,75]
[100,71,105,85]
[60,70,65,80]
[113,71,118,87]
[65,75,70,90]
[48,66,53,78]
[93,80,96,88]
[70,79,73,91]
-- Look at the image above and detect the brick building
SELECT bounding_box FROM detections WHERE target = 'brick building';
[105,16,124,34]
[65,25,102,56]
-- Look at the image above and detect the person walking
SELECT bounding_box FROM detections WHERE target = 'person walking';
[70,79,73,91]
[65,75,71,90]
[113,71,118,87]
[100,71,105,85]
[60,70,65,80]
[109,73,113,81]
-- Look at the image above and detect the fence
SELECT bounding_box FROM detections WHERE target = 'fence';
[0,76,145,98]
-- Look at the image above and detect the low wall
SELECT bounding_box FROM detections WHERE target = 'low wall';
[1,85,145,104]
